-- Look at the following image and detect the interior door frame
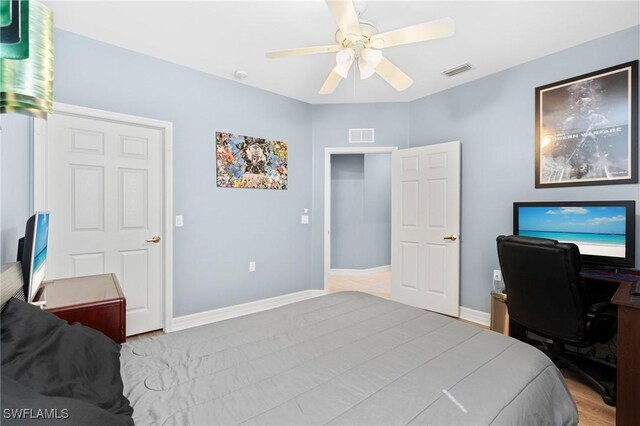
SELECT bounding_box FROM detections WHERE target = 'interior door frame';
[33,102,175,333]
[323,146,398,292]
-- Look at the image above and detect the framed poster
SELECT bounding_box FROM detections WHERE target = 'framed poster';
[535,61,638,188]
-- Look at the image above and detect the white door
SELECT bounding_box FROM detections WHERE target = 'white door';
[44,110,164,336]
[391,141,460,316]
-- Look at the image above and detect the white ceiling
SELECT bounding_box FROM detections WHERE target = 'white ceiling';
[45,1,639,104]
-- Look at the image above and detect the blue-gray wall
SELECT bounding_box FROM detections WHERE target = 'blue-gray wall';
[330,153,391,269]
[0,114,32,265]
[2,25,638,317]
[409,25,640,312]
[1,30,314,317]
[363,153,392,267]
[311,103,410,288]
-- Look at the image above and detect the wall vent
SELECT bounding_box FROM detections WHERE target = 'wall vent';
[349,128,375,144]
[442,63,473,77]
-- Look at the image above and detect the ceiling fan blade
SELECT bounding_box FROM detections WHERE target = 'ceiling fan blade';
[370,17,455,49]
[266,44,343,59]
[375,56,413,91]
[326,0,362,41]
[319,69,343,94]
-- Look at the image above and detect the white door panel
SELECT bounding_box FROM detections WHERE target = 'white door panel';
[391,141,460,316]
[46,112,164,336]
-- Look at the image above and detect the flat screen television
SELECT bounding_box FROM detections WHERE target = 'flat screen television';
[513,201,636,269]
[17,211,50,302]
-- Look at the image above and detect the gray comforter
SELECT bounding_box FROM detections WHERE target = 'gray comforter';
[121,291,578,425]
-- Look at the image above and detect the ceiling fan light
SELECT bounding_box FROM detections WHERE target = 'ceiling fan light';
[361,48,382,68]
[335,48,354,66]
[333,58,353,79]
[333,48,355,78]
[358,58,376,80]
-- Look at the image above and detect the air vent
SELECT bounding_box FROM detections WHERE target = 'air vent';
[349,128,375,144]
[442,63,473,77]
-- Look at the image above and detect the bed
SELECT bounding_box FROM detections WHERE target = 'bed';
[2,291,578,425]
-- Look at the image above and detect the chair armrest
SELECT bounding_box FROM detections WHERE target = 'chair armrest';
[586,301,618,343]
[586,302,616,319]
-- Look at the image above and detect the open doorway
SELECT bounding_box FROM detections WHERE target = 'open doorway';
[323,147,397,298]
[324,142,461,316]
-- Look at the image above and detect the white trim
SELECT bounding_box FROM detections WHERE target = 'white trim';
[171,289,327,332]
[162,122,175,333]
[324,146,397,293]
[48,102,175,129]
[330,265,390,276]
[33,102,175,333]
[459,306,491,327]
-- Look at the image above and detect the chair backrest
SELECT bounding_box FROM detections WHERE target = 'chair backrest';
[496,235,589,344]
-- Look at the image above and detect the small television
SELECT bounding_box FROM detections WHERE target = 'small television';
[17,212,50,302]
[513,201,636,269]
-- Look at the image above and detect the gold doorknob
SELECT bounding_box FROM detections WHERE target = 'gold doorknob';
[145,236,161,243]
[443,234,457,241]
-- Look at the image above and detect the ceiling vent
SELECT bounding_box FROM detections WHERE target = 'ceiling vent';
[349,128,375,144]
[442,63,473,77]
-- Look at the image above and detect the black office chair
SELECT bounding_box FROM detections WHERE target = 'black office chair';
[496,235,617,406]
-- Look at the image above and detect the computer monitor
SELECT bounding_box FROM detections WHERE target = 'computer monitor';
[513,201,636,269]
[17,212,50,302]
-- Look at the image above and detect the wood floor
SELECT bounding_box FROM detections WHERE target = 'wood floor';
[328,272,616,426]
[127,328,164,342]
[328,270,391,299]
[128,273,615,425]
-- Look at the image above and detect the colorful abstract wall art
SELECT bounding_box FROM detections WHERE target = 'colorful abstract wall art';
[216,132,288,190]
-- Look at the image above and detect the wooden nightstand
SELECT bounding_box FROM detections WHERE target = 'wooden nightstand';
[36,273,126,343]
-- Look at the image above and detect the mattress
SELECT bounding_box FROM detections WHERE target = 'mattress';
[120,291,578,425]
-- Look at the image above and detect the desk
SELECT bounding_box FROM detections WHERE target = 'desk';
[580,268,640,282]
[36,274,126,343]
[611,281,640,426]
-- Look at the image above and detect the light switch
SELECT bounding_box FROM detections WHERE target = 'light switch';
[301,215,309,225]
[175,215,184,227]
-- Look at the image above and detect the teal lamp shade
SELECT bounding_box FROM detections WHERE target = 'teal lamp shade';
[0,0,53,119]
[0,0,30,59]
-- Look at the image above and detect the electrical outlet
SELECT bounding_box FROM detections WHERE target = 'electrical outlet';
[493,269,502,282]
[301,215,309,225]
[249,261,256,272]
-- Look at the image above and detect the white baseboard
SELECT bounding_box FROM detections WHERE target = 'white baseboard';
[170,289,327,332]
[170,289,490,333]
[459,306,491,327]
[330,265,390,276]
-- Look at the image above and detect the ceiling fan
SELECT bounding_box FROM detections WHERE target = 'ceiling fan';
[266,0,455,95]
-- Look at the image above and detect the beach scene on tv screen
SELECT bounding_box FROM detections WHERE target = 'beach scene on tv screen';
[518,206,626,258]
